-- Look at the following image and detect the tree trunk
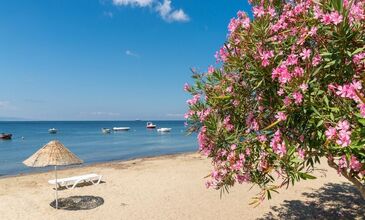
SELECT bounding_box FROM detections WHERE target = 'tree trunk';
[327,159,365,200]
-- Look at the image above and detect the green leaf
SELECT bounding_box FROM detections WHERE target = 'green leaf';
[311,106,321,116]
[212,95,231,100]
[317,120,324,127]
[324,60,336,69]
[330,113,335,121]
[352,47,365,56]
[324,96,329,107]
[358,118,365,126]
[299,172,317,180]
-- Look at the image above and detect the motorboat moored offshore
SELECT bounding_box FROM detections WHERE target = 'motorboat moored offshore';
[113,127,131,131]
[0,133,12,140]
[157,128,172,132]
[146,122,157,129]
[48,128,57,134]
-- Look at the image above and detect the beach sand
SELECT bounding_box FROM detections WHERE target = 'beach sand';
[0,152,364,220]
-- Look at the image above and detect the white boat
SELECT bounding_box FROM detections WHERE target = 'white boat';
[146,122,157,129]
[113,127,130,131]
[157,128,172,132]
[49,128,57,134]
[102,128,111,134]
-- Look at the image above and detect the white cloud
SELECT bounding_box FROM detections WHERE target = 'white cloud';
[125,50,139,57]
[167,9,189,22]
[112,0,189,23]
[112,0,154,7]
[156,0,189,22]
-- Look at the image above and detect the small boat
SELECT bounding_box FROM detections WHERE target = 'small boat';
[157,128,172,132]
[0,133,12,140]
[102,128,111,134]
[49,128,57,134]
[113,127,131,131]
[146,122,157,129]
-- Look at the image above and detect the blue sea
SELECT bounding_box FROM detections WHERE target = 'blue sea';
[0,121,197,176]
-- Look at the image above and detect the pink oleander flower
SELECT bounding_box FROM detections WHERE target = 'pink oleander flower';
[299,135,305,142]
[184,110,195,119]
[338,155,348,170]
[312,54,322,66]
[285,54,298,66]
[236,173,250,183]
[283,96,292,106]
[208,65,215,74]
[228,18,240,33]
[253,6,265,18]
[267,6,276,17]
[299,83,308,92]
[272,65,292,84]
[328,83,337,92]
[277,88,284,96]
[330,11,343,25]
[352,80,362,91]
[325,126,337,140]
[184,83,190,92]
[275,111,287,121]
[336,120,350,131]
[259,50,274,67]
[300,48,311,60]
[233,99,240,107]
[257,135,267,143]
[350,155,362,172]
[276,142,287,157]
[336,130,351,147]
[292,91,303,104]
[226,86,233,93]
[349,2,365,23]
[308,27,317,36]
[223,116,234,131]
[257,159,268,172]
[215,46,229,62]
[293,66,304,77]
[298,148,305,159]
[187,94,200,105]
[321,14,332,25]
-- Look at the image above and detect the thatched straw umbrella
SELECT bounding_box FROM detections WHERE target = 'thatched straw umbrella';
[23,140,83,209]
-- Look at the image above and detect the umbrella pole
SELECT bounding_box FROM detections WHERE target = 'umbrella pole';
[55,166,58,209]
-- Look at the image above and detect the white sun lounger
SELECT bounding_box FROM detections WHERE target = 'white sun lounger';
[48,173,102,189]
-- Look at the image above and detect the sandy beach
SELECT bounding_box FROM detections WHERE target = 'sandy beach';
[0,152,364,220]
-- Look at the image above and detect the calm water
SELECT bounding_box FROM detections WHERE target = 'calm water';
[0,121,197,176]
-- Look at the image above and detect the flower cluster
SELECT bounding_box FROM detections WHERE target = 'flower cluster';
[186,0,365,201]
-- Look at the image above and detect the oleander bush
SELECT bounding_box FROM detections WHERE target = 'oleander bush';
[185,0,365,203]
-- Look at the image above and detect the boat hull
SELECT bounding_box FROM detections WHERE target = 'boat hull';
[0,134,12,140]
[113,127,131,131]
[157,128,172,132]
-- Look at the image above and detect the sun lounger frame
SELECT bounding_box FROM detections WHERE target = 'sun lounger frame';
[48,173,102,189]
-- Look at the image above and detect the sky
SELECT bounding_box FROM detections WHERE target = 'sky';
[0,0,251,120]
